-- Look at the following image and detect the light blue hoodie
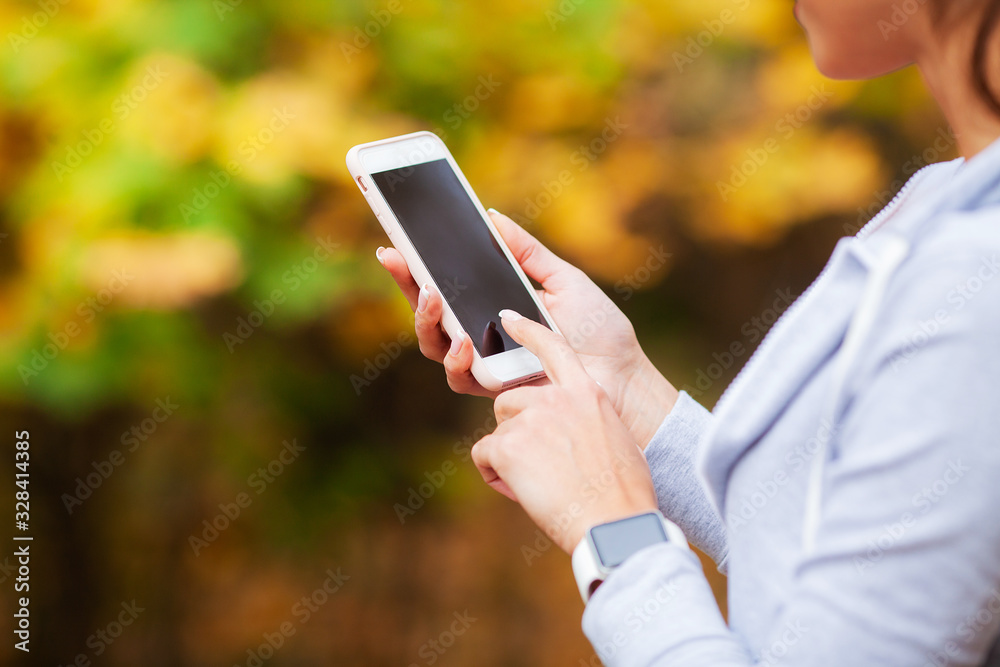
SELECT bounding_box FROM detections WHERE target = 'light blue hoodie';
[581,137,1000,666]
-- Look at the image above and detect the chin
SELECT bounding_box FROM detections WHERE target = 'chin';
[806,36,914,81]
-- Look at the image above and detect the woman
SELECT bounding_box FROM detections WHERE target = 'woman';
[378,0,1000,663]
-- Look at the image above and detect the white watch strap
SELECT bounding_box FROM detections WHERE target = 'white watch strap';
[572,536,604,603]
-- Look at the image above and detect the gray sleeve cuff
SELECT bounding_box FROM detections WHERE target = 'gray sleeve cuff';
[644,391,729,568]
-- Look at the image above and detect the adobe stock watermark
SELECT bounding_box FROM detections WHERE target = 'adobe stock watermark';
[726,419,837,534]
[546,0,586,30]
[234,567,350,667]
[878,0,930,40]
[853,459,970,574]
[61,397,179,515]
[563,299,618,352]
[512,116,629,226]
[340,0,407,62]
[369,134,442,195]
[406,611,477,667]
[756,618,810,666]
[179,107,296,222]
[51,66,169,181]
[890,254,1000,372]
[716,85,834,202]
[614,245,673,301]
[350,277,468,394]
[923,588,1000,667]
[561,247,673,351]
[673,0,751,73]
[213,0,244,20]
[583,580,684,666]
[681,287,796,399]
[848,126,956,235]
[223,235,340,352]
[188,439,306,556]
[18,269,134,386]
[521,449,635,566]
[7,0,71,53]
[431,75,502,142]
[393,414,488,523]
[350,330,414,395]
[57,600,144,667]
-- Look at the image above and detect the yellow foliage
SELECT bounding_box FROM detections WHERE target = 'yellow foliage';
[328,297,415,362]
[120,53,221,165]
[699,127,884,244]
[505,74,603,133]
[756,44,861,112]
[541,166,659,283]
[78,231,244,308]
[215,73,347,184]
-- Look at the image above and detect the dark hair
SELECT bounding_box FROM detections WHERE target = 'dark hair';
[972,0,1000,116]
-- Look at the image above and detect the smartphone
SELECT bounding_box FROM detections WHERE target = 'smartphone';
[346,131,559,391]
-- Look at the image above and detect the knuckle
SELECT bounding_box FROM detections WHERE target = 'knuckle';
[582,379,604,402]
[489,437,510,467]
[445,372,465,393]
[418,339,440,360]
[446,370,476,395]
[538,387,561,410]
[493,392,511,415]
[414,311,434,332]
[470,438,486,465]
[443,352,467,376]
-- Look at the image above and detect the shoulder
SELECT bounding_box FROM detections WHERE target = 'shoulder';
[858,203,1000,374]
[886,203,1000,319]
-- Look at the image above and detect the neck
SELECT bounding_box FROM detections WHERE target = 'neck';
[915,11,1000,160]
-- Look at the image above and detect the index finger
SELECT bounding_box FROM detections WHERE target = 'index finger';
[498,309,591,387]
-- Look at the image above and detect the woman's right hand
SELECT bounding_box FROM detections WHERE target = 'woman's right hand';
[376,209,679,450]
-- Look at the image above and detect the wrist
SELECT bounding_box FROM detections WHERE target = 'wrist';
[556,494,658,555]
[616,355,679,451]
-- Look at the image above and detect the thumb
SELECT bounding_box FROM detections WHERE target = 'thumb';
[488,209,576,287]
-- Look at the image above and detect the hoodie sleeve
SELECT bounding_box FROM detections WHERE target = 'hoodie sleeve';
[643,391,728,568]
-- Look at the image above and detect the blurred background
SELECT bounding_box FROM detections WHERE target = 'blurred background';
[0,0,953,664]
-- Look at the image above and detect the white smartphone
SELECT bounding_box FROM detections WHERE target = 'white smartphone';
[346,131,560,391]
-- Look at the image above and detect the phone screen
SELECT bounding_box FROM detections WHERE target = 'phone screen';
[371,158,547,358]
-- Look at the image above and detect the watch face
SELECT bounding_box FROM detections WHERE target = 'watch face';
[591,513,669,568]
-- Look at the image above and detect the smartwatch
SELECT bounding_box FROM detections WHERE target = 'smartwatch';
[571,510,688,603]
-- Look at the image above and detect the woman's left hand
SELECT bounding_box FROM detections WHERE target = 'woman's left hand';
[471,309,659,554]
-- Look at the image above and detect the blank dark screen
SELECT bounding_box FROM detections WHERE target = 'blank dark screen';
[371,159,546,357]
[591,513,669,567]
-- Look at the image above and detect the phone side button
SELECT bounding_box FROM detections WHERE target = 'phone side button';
[366,197,390,233]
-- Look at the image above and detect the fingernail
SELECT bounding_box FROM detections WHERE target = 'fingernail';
[449,331,464,356]
[417,283,430,312]
[499,309,522,321]
[487,208,500,215]
[375,246,385,264]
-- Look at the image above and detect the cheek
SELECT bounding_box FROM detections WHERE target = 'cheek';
[796,0,917,78]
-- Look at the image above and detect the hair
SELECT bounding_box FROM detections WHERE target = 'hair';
[971,0,1000,116]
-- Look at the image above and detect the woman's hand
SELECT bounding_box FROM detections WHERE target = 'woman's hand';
[377,209,679,449]
[471,309,659,553]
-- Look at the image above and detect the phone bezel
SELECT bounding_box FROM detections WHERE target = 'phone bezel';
[346,131,560,391]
